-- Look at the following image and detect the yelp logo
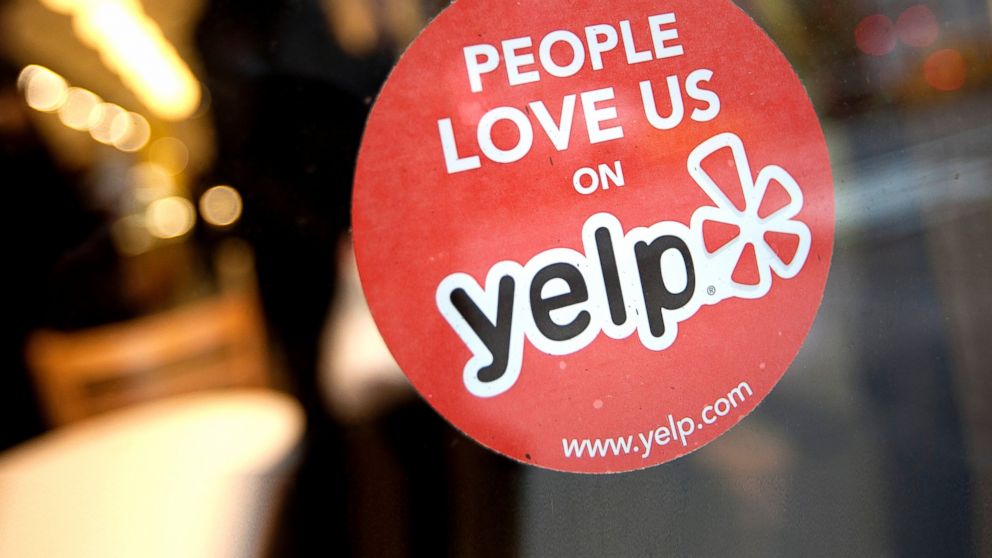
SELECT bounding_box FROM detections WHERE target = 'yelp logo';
[688,133,811,302]
[436,132,812,398]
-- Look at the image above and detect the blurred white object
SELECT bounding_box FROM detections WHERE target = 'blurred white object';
[320,238,411,422]
[0,389,303,558]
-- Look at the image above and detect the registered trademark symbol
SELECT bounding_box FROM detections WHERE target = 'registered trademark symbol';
[707,286,716,296]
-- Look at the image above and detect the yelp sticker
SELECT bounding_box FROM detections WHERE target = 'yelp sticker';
[352,0,834,473]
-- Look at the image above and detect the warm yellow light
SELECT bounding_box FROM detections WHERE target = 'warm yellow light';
[148,137,189,175]
[324,0,379,56]
[87,102,126,144]
[146,196,195,239]
[111,213,152,255]
[109,110,134,142]
[199,185,243,228]
[41,0,201,121]
[57,87,102,130]
[17,65,40,89]
[128,162,174,203]
[26,68,155,151]
[111,111,150,152]
[37,0,77,15]
[21,65,68,112]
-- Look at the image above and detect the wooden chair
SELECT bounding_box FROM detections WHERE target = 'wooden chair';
[27,288,270,426]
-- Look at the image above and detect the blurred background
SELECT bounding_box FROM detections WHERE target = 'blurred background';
[0,0,989,556]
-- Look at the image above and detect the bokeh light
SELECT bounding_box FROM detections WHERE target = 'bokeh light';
[88,102,126,144]
[110,111,151,152]
[128,162,175,203]
[924,48,966,91]
[199,185,243,228]
[16,65,38,89]
[146,196,195,239]
[896,5,940,48]
[149,137,189,175]
[39,0,201,121]
[20,65,69,112]
[57,87,102,130]
[111,214,153,256]
[37,0,76,15]
[855,14,896,56]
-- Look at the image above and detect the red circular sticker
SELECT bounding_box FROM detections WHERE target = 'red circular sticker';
[353,0,834,473]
